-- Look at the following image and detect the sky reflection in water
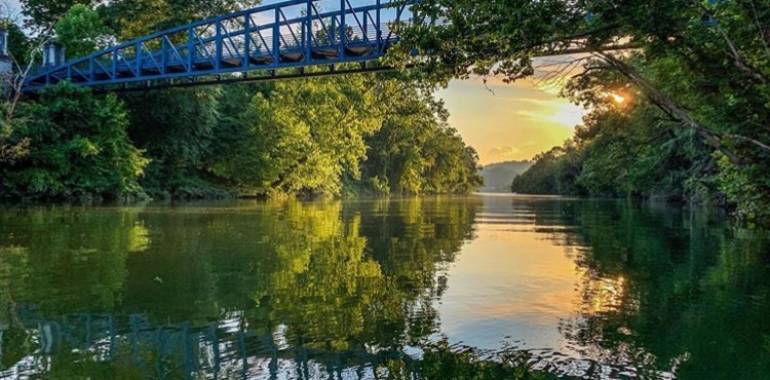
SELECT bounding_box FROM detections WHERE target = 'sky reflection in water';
[0,195,768,379]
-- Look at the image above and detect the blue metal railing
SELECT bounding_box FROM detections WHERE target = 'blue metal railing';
[23,0,416,92]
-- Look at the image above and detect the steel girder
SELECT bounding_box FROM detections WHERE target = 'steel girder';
[23,0,417,92]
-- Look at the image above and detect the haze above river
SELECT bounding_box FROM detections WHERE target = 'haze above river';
[1,194,768,379]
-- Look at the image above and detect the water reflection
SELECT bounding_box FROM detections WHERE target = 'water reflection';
[0,196,769,379]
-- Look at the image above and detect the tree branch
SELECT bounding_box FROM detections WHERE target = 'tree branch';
[596,52,750,163]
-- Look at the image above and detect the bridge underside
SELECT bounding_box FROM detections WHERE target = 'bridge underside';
[23,0,414,93]
[99,64,398,93]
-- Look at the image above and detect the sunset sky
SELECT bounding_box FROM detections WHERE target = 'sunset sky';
[440,78,587,165]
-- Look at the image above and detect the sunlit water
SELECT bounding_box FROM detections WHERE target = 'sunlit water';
[1,194,769,379]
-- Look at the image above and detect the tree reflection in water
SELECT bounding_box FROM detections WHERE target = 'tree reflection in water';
[0,197,769,379]
[552,202,770,379]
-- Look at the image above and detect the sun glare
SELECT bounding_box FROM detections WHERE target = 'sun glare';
[546,102,587,128]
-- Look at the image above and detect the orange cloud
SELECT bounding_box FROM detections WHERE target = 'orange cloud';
[439,79,587,165]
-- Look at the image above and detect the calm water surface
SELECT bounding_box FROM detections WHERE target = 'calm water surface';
[1,194,769,379]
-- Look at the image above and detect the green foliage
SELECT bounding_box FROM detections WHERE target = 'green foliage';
[9,1,481,201]
[401,0,770,222]
[362,88,482,195]
[208,76,380,197]
[102,0,260,39]
[54,4,109,58]
[716,155,770,223]
[121,88,223,199]
[209,77,482,198]
[511,148,566,195]
[0,83,148,201]
[21,0,256,35]
[1,21,32,65]
[20,0,96,29]
[512,97,719,201]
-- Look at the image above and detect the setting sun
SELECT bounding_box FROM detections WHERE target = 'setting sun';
[440,79,588,164]
[611,93,626,104]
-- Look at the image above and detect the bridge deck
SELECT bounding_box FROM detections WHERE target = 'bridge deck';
[23,0,416,92]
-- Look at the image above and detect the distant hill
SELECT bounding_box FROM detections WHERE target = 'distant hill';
[480,161,532,192]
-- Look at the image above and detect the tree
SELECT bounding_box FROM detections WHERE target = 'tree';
[207,75,482,198]
[511,147,566,195]
[12,0,484,201]
[209,75,382,197]
[2,21,32,65]
[0,83,148,201]
[362,85,482,195]
[102,0,260,40]
[20,0,96,30]
[402,0,770,221]
[121,87,223,199]
[54,4,109,58]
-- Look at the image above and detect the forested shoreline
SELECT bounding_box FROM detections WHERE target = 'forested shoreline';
[0,1,482,202]
[1,0,769,226]
[389,0,770,224]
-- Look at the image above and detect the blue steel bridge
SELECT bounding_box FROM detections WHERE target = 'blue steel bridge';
[22,0,418,93]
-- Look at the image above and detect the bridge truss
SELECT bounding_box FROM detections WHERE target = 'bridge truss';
[22,0,416,92]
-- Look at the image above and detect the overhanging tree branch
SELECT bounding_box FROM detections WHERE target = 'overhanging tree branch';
[595,52,758,163]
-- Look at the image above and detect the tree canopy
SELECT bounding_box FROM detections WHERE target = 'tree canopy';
[395,0,770,222]
[1,1,484,201]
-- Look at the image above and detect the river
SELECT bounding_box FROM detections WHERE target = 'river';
[0,194,768,379]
